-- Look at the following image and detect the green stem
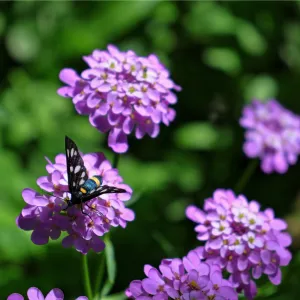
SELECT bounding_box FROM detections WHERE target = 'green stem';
[112,153,120,169]
[93,253,106,298]
[82,254,93,300]
[234,160,258,193]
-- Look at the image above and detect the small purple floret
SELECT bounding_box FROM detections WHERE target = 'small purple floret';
[240,99,300,173]
[17,152,134,254]
[125,248,238,300]
[58,45,181,153]
[186,189,292,299]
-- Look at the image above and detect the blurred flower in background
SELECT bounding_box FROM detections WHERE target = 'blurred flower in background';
[186,189,292,299]
[7,287,87,300]
[125,247,238,300]
[58,45,181,153]
[16,151,134,254]
[240,99,300,174]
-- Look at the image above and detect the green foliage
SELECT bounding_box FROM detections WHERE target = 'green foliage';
[102,235,116,297]
[1,1,300,299]
[243,75,278,102]
[203,47,241,75]
[175,122,233,151]
[236,20,267,56]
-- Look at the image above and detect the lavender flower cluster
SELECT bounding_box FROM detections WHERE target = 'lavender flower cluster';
[126,247,238,300]
[16,152,134,254]
[7,287,87,300]
[58,45,181,153]
[240,99,300,173]
[186,189,292,299]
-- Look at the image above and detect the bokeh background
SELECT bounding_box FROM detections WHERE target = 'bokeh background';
[1,1,300,299]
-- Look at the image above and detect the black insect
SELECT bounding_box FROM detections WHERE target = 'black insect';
[64,136,126,216]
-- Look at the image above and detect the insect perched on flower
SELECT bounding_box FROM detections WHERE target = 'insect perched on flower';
[64,136,126,216]
[16,136,134,254]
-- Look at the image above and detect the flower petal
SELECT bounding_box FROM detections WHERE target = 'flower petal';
[45,288,64,300]
[27,287,44,300]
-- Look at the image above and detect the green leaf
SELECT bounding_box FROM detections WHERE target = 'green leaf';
[100,235,117,297]
[166,152,204,192]
[119,157,170,191]
[59,1,159,56]
[0,210,45,261]
[175,122,217,150]
[165,198,188,222]
[104,235,117,284]
[236,20,267,56]
[0,151,26,202]
[147,25,176,53]
[184,2,237,37]
[0,265,22,289]
[153,2,178,24]
[6,23,40,62]
[243,75,278,102]
[100,280,113,298]
[256,281,278,297]
[174,122,233,151]
[203,48,241,75]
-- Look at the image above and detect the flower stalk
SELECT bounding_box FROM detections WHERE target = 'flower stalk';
[82,255,93,300]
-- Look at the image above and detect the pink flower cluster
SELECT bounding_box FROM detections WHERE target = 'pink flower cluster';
[240,99,300,173]
[58,45,181,153]
[186,189,292,299]
[16,151,134,254]
[7,287,86,300]
[126,247,238,300]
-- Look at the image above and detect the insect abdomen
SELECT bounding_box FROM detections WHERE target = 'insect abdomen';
[80,175,103,194]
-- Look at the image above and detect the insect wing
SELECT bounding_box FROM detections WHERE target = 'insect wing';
[65,136,89,193]
[82,185,127,202]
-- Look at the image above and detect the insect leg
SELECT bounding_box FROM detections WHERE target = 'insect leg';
[85,203,104,217]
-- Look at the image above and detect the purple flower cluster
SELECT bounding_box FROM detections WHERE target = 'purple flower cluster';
[58,45,181,153]
[186,189,292,299]
[125,247,238,300]
[16,152,134,254]
[240,99,300,173]
[7,287,87,300]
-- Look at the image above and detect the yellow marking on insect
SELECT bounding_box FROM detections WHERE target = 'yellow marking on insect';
[80,187,87,194]
[91,176,101,186]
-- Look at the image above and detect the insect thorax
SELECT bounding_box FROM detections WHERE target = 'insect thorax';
[69,192,83,205]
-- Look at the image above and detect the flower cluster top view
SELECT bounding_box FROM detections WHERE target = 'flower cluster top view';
[58,44,181,153]
[186,189,292,299]
[16,151,134,254]
[126,247,238,300]
[240,99,300,173]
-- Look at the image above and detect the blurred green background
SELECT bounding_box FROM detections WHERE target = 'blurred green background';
[1,1,300,299]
